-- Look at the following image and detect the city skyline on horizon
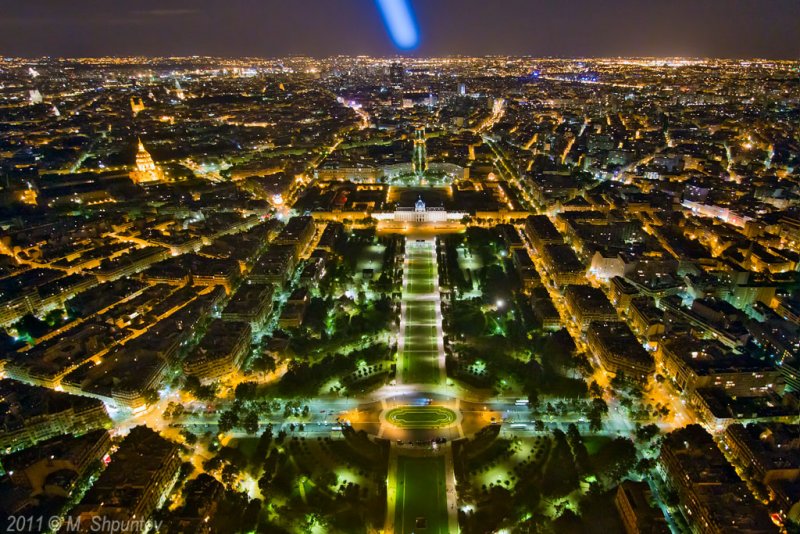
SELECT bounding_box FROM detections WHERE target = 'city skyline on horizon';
[1,0,799,60]
[4,54,800,61]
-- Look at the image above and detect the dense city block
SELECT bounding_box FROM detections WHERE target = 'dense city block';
[0,55,799,533]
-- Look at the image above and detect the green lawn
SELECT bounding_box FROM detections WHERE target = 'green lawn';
[406,324,436,341]
[401,242,442,384]
[386,406,457,429]
[402,322,439,383]
[408,278,434,294]
[395,456,449,534]
[406,250,434,294]
[406,301,436,323]
[402,349,440,384]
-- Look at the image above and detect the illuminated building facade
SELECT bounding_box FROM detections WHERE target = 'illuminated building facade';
[129,139,165,185]
[130,96,145,115]
[394,198,448,223]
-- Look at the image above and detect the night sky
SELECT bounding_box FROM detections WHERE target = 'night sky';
[1,0,798,59]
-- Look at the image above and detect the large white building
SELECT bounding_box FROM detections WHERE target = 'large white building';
[393,198,449,223]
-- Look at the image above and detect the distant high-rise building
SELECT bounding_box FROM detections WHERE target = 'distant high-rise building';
[129,138,165,185]
[28,89,42,104]
[458,82,466,95]
[390,62,404,107]
[390,62,404,87]
[412,127,427,175]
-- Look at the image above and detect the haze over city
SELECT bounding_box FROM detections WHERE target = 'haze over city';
[1,0,800,58]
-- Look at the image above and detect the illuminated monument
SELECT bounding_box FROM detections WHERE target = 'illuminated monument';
[129,139,165,185]
[412,126,428,175]
[393,196,448,223]
[130,97,145,116]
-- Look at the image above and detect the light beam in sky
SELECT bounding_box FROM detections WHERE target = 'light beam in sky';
[376,0,420,50]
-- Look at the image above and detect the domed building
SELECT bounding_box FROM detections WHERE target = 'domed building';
[129,138,165,185]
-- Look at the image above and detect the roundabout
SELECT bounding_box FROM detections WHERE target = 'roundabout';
[384,405,458,429]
